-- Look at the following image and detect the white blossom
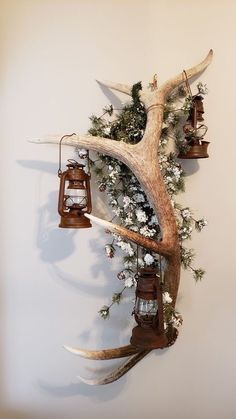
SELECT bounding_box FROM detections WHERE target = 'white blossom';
[103,126,111,136]
[166,166,182,182]
[109,167,119,182]
[110,199,118,206]
[123,196,132,208]
[144,253,154,265]
[99,306,109,318]
[167,182,176,193]
[197,82,208,95]
[201,218,208,227]
[166,113,175,124]
[124,260,133,269]
[108,172,117,183]
[195,218,208,231]
[165,176,173,184]
[181,208,192,220]
[162,292,173,304]
[112,233,120,240]
[124,214,133,225]
[117,270,127,280]
[140,225,156,237]
[113,207,122,216]
[77,148,88,159]
[125,277,134,288]
[116,240,134,256]
[130,225,139,232]
[159,153,168,164]
[171,166,181,181]
[129,185,138,192]
[105,244,114,258]
[136,209,148,223]
[171,314,183,328]
[179,225,193,240]
[133,193,145,203]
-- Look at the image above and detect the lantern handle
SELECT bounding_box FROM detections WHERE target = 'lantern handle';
[58,133,76,177]
[195,124,208,138]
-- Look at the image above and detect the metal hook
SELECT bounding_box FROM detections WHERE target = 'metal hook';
[58,133,76,177]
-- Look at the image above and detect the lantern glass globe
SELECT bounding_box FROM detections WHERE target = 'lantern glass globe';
[66,187,87,208]
[135,297,158,320]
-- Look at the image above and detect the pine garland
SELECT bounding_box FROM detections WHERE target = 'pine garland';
[77,80,208,327]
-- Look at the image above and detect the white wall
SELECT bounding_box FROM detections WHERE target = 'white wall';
[1,1,236,418]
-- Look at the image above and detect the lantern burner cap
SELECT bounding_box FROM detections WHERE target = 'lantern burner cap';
[66,159,85,169]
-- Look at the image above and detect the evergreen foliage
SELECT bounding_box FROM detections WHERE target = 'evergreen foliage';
[78,80,208,327]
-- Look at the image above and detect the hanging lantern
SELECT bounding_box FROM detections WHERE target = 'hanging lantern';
[56,134,92,228]
[130,267,168,349]
[178,72,210,159]
[58,159,92,228]
[179,93,210,159]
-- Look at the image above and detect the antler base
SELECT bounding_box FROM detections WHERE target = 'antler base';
[131,326,168,349]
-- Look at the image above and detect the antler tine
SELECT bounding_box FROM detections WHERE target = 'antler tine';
[64,344,140,360]
[85,214,173,257]
[77,350,151,385]
[160,49,213,97]
[75,329,178,385]
[30,133,131,161]
[96,80,132,96]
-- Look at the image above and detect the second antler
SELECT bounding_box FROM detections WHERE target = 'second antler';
[32,50,213,384]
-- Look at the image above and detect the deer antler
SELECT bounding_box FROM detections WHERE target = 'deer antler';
[64,344,140,359]
[68,329,178,385]
[77,350,151,386]
[31,50,213,384]
[160,49,213,98]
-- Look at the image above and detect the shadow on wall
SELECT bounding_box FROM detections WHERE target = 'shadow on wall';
[38,368,126,400]
[178,157,200,176]
[37,190,77,263]
[19,159,134,395]
[19,159,78,262]
[18,140,201,396]
[97,81,124,110]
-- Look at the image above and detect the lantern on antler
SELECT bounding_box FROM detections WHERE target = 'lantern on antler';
[131,267,168,349]
[178,69,211,159]
[58,159,92,229]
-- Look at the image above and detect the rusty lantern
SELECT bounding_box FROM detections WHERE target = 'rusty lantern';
[58,159,92,229]
[179,95,210,159]
[130,267,168,349]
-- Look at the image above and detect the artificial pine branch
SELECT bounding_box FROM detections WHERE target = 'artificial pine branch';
[80,80,208,322]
